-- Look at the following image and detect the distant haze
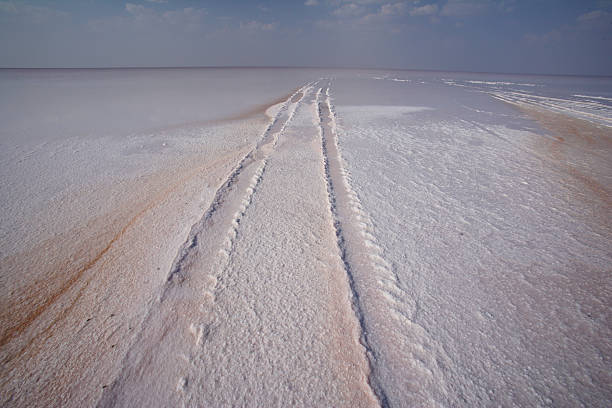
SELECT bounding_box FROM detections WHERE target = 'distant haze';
[0,0,610,75]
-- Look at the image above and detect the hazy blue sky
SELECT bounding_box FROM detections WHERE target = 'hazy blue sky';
[0,0,610,75]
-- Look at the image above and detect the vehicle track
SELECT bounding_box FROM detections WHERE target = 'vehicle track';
[98,84,310,407]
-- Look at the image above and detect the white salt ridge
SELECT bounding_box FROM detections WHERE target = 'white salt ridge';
[436,75,612,127]
[465,80,538,87]
[490,91,612,127]
[573,94,612,102]
[442,79,467,87]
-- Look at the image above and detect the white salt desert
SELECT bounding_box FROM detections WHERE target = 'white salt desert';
[332,72,612,406]
[1,68,611,407]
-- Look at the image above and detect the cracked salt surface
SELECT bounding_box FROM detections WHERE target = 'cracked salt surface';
[1,69,611,407]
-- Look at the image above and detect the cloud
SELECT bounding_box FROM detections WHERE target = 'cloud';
[145,0,168,3]
[240,20,277,31]
[441,0,490,17]
[578,9,610,22]
[125,3,148,16]
[163,7,207,28]
[328,0,440,23]
[332,3,367,17]
[332,0,386,4]
[305,0,319,6]
[89,4,206,34]
[324,1,416,28]
[576,9,612,31]
[0,1,68,20]
[410,4,438,16]
[123,3,206,25]
[380,2,408,16]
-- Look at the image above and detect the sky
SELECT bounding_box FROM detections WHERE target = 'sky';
[0,0,610,75]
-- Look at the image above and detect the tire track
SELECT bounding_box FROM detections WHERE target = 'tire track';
[176,82,376,407]
[97,83,311,407]
[166,83,312,285]
[316,84,390,407]
[175,83,312,405]
[318,84,451,407]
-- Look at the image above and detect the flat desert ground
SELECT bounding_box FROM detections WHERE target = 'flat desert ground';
[1,68,611,407]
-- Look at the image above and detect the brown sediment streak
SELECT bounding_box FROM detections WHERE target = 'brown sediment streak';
[0,149,246,358]
[565,166,611,207]
[0,257,113,385]
[515,103,612,208]
[237,87,302,119]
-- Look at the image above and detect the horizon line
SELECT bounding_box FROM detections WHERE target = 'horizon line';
[0,65,610,79]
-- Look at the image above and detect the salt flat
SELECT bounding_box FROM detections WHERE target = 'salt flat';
[333,72,612,406]
[1,68,611,407]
